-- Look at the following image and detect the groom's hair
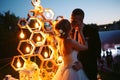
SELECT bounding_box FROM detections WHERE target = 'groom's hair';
[71,8,85,20]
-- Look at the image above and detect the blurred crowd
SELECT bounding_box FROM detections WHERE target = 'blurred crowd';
[98,49,120,73]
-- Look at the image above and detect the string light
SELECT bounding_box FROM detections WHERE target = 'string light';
[20,30,25,39]
[26,46,30,53]
[36,36,41,42]
[44,8,54,20]
[35,22,39,28]
[44,51,48,58]
[17,58,21,68]
[57,56,63,64]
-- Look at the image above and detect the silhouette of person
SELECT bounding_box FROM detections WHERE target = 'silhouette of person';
[70,8,101,80]
[106,50,113,68]
[52,19,89,80]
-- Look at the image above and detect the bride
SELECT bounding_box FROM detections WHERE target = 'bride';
[52,19,89,80]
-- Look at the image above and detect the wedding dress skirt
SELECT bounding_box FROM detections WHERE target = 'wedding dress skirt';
[52,50,89,80]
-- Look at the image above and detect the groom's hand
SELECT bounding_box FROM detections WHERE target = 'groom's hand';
[72,61,83,71]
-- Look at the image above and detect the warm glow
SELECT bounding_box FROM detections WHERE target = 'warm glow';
[17,59,21,68]
[20,31,25,39]
[44,8,54,20]
[44,51,48,58]
[57,56,63,64]
[26,46,30,53]
[11,0,60,79]
[46,12,51,18]
[35,22,39,28]
[36,36,41,42]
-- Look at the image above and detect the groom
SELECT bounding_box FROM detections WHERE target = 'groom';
[70,8,101,80]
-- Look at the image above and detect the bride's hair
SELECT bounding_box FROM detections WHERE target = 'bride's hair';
[55,19,71,38]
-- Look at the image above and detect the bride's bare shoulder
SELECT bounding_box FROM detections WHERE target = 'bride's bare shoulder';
[65,38,77,46]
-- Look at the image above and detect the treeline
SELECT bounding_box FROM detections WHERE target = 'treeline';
[0,11,20,79]
[0,11,20,59]
[98,21,120,31]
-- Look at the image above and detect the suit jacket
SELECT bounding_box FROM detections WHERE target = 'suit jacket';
[71,25,101,79]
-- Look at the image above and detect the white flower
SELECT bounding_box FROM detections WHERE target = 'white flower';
[58,29,65,36]
[59,29,63,33]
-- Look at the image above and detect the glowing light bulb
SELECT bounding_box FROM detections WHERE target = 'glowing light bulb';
[35,22,39,28]
[44,51,48,58]
[57,56,63,64]
[44,8,54,20]
[26,46,30,53]
[20,31,25,39]
[17,59,21,68]
[36,36,41,42]
[46,12,51,18]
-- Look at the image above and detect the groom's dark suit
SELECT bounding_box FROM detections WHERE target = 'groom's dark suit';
[71,25,101,80]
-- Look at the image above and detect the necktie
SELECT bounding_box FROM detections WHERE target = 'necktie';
[78,32,85,45]
[74,30,78,41]
[74,30,85,45]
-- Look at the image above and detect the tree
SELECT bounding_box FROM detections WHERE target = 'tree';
[0,11,20,59]
[0,11,19,30]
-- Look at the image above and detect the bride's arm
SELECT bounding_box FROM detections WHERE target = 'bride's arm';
[69,39,88,51]
[77,25,88,47]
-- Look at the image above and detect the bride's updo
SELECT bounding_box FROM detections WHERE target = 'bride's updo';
[55,19,71,39]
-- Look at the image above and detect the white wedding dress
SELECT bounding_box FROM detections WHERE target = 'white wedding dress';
[52,50,89,80]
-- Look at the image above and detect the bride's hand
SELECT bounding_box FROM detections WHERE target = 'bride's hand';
[72,61,83,71]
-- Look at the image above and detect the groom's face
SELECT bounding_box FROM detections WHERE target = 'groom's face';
[71,15,83,29]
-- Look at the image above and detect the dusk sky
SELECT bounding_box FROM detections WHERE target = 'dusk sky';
[0,0,120,25]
